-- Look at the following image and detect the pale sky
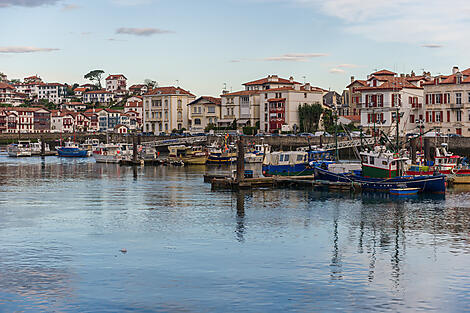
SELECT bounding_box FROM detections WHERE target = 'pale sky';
[0,0,469,96]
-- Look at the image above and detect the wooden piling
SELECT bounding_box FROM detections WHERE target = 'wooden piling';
[132,135,138,163]
[40,135,45,157]
[236,137,245,183]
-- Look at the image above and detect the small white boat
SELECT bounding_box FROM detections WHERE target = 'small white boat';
[245,144,270,163]
[92,143,132,163]
[7,141,32,157]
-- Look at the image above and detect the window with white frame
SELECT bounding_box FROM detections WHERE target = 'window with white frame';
[456,93,462,105]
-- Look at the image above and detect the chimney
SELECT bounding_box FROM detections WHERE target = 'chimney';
[453,66,459,74]
[350,76,355,83]
[400,74,405,78]
[289,76,294,83]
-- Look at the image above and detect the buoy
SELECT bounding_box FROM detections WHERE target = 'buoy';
[119,248,127,253]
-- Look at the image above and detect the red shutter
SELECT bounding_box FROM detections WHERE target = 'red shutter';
[447,111,450,122]
[392,94,395,107]
[432,111,436,122]
[381,113,384,122]
[367,114,370,123]
[381,95,384,107]
[410,114,415,123]
[432,94,435,104]
[426,111,429,122]
[365,95,369,107]
[440,111,443,122]
[409,96,412,104]
[426,94,429,104]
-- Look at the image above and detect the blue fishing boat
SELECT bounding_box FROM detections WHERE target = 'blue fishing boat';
[313,146,446,194]
[56,142,88,157]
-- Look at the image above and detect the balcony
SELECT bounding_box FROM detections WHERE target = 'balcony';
[450,102,463,109]
[411,103,423,109]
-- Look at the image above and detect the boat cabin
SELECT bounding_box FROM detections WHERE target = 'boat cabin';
[360,146,410,178]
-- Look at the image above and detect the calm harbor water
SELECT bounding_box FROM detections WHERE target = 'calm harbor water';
[0,156,469,312]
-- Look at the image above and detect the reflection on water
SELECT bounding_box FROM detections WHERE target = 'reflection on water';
[0,156,469,312]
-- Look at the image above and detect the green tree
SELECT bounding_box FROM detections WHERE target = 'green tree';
[144,79,157,89]
[84,70,105,89]
[321,109,337,133]
[298,103,323,132]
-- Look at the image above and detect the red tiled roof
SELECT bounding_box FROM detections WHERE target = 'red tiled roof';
[268,98,286,102]
[0,82,15,89]
[371,69,396,76]
[74,87,87,92]
[346,80,367,88]
[129,84,145,89]
[355,77,423,91]
[84,108,104,114]
[189,96,222,105]
[106,74,127,80]
[221,90,260,97]
[145,86,195,97]
[243,76,300,86]
[126,100,143,107]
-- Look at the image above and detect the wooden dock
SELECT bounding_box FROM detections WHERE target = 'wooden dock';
[208,175,360,192]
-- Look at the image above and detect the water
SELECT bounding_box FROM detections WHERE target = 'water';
[0,156,469,312]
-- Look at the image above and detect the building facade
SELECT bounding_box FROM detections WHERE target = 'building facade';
[423,67,470,136]
[188,96,221,133]
[356,70,428,136]
[142,86,195,134]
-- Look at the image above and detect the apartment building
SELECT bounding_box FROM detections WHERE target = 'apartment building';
[188,96,221,133]
[83,90,114,104]
[37,83,67,104]
[0,107,51,133]
[354,70,429,136]
[423,66,470,136]
[259,83,325,133]
[142,86,195,134]
[0,82,16,104]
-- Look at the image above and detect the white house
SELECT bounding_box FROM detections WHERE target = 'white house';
[83,90,114,104]
[37,83,67,104]
[356,70,428,136]
[106,74,127,95]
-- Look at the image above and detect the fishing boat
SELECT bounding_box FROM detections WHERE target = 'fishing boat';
[314,146,446,194]
[80,138,100,156]
[244,144,270,163]
[168,145,208,165]
[405,143,470,184]
[263,148,336,177]
[7,141,32,157]
[262,150,311,176]
[93,144,131,163]
[206,146,237,164]
[56,142,88,157]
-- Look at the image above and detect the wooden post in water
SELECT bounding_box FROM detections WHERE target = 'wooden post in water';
[40,135,45,157]
[132,134,138,163]
[236,136,245,183]
[423,137,431,163]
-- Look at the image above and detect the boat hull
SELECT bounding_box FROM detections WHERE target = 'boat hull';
[314,167,446,194]
[207,153,237,164]
[93,153,122,163]
[263,164,315,176]
[169,156,208,165]
[57,147,88,158]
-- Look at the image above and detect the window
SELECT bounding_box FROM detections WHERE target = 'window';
[208,106,215,114]
[297,155,304,161]
[304,93,307,98]
[265,93,268,99]
[198,107,202,114]
[457,110,462,122]
[284,155,290,162]
[456,93,462,105]
[361,155,368,164]
[177,112,182,120]
[436,94,442,104]
[195,118,201,125]
[369,156,374,164]
[436,111,442,122]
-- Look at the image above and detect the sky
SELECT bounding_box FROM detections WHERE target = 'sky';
[0,0,469,96]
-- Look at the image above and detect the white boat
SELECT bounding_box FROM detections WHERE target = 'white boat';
[30,140,51,156]
[7,141,32,157]
[92,143,132,163]
[81,139,100,157]
[245,144,270,163]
